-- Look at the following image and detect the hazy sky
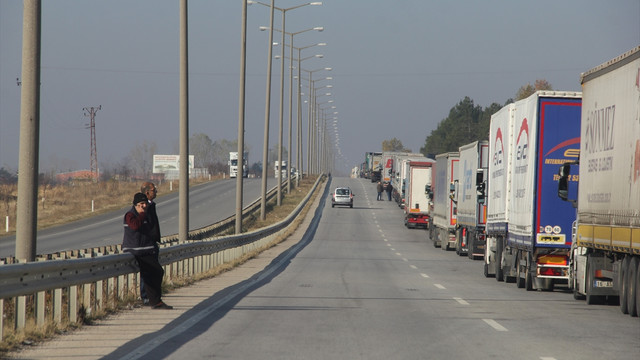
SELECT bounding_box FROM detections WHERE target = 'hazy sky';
[1,0,639,175]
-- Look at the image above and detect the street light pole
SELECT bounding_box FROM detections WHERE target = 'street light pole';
[259,0,275,220]
[252,0,322,216]
[235,0,248,234]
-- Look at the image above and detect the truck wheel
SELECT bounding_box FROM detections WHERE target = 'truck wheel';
[586,259,604,305]
[636,258,640,318]
[467,233,475,260]
[496,238,504,282]
[516,260,525,288]
[620,256,631,314]
[626,257,639,317]
[525,262,534,291]
[484,263,491,278]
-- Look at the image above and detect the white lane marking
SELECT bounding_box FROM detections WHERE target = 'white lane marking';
[420,273,430,278]
[386,243,391,247]
[483,319,508,332]
[410,265,417,269]
[395,252,402,256]
[434,284,446,289]
[390,248,395,251]
[383,239,388,242]
[453,297,469,305]
[540,358,557,360]
[402,258,408,262]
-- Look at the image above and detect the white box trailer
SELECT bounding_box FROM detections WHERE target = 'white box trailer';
[404,161,434,229]
[455,140,489,259]
[429,152,459,249]
[393,155,428,208]
[485,104,515,277]
[559,46,640,315]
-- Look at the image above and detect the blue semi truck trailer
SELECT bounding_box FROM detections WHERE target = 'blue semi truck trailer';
[484,91,582,290]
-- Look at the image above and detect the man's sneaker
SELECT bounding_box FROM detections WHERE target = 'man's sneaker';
[152,301,173,310]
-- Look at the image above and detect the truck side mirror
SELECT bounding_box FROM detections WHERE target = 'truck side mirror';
[425,185,433,200]
[476,169,486,204]
[557,161,578,207]
[558,176,569,201]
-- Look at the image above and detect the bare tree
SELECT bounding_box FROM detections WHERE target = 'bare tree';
[129,141,157,177]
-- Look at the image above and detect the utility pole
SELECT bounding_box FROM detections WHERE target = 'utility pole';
[84,105,101,180]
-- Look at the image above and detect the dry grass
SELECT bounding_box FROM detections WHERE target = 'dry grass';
[0,176,218,238]
[0,175,322,355]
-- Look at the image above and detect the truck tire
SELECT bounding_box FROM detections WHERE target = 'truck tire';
[496,237,504,282]
[627,257,639,317]
[620,256,631,314]
[516,260,525,288]
[586,259,604,305]
[525,262,534,291]
[467,232,475,260]
[636,258,640,318]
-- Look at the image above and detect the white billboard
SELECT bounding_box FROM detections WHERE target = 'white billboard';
[153,154,194,173]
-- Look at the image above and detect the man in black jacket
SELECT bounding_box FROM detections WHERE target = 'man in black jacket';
[122,192,172,309]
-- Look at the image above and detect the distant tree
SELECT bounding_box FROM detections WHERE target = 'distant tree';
[190,133,215,169]
[129,141,157,177]
[420,97,503,157]
[382,138,410,152]
[515,79,553,100]
[250,162,262,177]
[0,167,17,184]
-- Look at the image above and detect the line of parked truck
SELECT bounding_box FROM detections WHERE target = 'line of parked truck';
[361,46,640,317]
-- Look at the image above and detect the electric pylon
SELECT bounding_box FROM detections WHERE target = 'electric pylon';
[83,105,101,180]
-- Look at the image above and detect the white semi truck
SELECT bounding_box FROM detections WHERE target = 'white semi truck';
[429,152,459,249]
[454,140,489,259]
[558,46,640,316]
[228,152,248,178]
[274,160,287,179]
[404,161,433,229]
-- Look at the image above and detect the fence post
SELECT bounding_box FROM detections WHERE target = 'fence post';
[16,295,26,329]
[36,291,45,326]
[69,285,78,324]
[53,288,62,323]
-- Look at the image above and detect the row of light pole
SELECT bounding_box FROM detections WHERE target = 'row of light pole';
[236,0,334,229]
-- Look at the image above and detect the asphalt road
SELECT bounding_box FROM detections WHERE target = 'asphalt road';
[141,176,638,360]
[0,178,275,258]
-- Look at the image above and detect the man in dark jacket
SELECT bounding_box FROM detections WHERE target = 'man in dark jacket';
[123,192,172,309]
[139,182,160,305]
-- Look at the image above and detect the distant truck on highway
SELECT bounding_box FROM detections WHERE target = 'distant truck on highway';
[558,46,640,316]
[454,140,488,259]
[404,161,434,229]
[485,90,582,291]
[274,160,288,179]
[429,152,459,250]
[228,152,248,178]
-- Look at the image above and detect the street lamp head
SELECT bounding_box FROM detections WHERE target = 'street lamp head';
[317,43,327,46]
[310,2,323,5]
[313,27,324,32]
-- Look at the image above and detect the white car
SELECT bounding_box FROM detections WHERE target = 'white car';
[332,187,354,208]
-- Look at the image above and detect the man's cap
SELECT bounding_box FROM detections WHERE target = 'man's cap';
[133,192,148,205]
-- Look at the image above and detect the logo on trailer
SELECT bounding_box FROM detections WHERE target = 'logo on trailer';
[493,128,504,167]
[516,118,529,162]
